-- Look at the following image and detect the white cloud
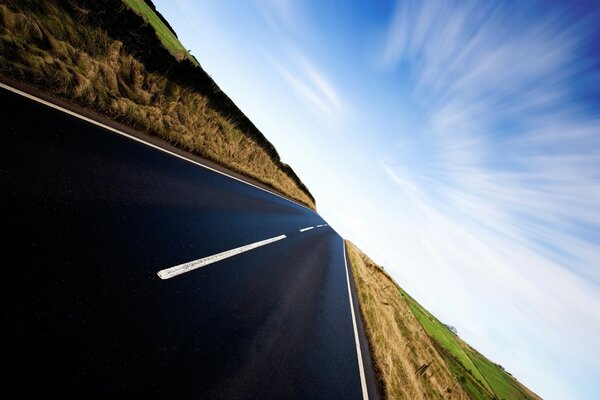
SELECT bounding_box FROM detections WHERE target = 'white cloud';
[379,158,600,399]
[272,52,346,128]
[254,0,301,31]
[374,1,600,399]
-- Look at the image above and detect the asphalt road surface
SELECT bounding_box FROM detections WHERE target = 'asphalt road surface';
[1,84,379,399]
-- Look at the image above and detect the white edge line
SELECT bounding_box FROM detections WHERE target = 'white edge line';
[0,82,311,212]
[157,234,286,279]
[299,226,314,232]
[342,241,369,400]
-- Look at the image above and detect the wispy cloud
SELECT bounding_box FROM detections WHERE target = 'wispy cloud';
[272,52,346,128]
[377,1,600,398]
[254,0,301,31]
[251,0,346,128]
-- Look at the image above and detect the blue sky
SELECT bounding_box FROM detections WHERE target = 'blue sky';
[154,1,600,398]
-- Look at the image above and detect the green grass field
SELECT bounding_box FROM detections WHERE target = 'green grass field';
[469,350,539,400]
[400,288,494,399]
[400,288,540,400]
[122,0,193,62]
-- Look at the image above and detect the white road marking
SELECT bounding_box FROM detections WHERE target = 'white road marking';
[157,234,286,279]
[316,224,323,227]
[0,82,311,211]
[342,241,369,400]
[4,82,360,386]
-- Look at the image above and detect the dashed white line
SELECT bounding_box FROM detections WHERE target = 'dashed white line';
[299,226,314,232]
[342,241,369,400]
[157,235,287,279]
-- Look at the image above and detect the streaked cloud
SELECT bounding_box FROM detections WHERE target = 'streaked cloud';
[254,0,304,33]
[377,1,600,398]
[272,52,346,128]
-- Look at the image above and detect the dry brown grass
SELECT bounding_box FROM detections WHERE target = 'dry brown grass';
[346,241,469,400]
[0,0,315,209]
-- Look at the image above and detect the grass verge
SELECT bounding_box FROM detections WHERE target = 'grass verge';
[346,241,541,400]
[0,0,315,209]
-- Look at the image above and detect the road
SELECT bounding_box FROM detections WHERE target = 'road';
[0,84,379,399]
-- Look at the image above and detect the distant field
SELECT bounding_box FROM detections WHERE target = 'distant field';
[401,289,494,399]
[399,289,541,400]
[469,349,541,400]
[122,0,193,62]
[346,241,541,400]
[400,285,541,400]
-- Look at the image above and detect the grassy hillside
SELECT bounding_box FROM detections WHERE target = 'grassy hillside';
[0,0,315,209]
[122,0,192,62]
[346,241,541,400]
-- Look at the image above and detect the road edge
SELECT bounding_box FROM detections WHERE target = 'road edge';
[0,77,313,212]
[343,241,373,400]
[344,241,383,400]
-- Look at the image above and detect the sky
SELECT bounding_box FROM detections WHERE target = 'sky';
[154,1,600,398]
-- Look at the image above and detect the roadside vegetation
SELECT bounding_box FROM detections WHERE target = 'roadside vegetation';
[346,241,541,400]
[0,0,315,209]
[346,241,469,399]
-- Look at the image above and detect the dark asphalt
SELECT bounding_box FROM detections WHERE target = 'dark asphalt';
[1,86,380,399]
